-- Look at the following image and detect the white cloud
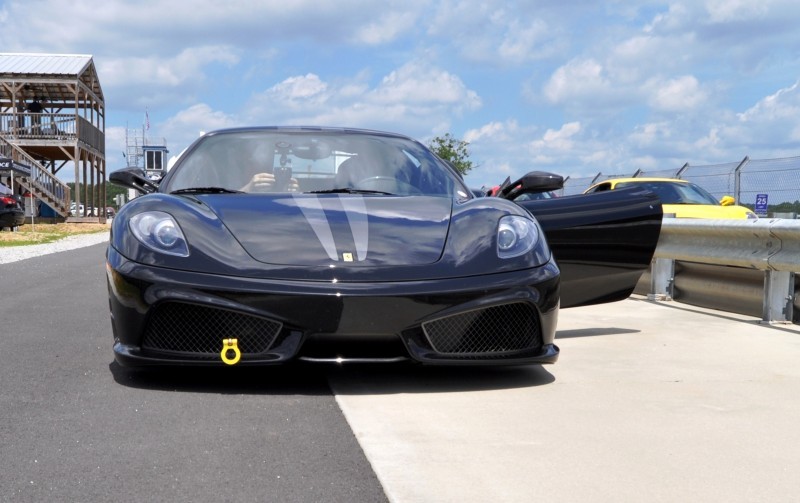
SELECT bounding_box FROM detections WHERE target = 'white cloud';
[368,62,481,109]
[737,80,800,122]
[244,60,481,133]
[629,122,673,147]
[644,3,692,33]
[647,75,708,112]
[427,1,564,65]
[352,10,420,44]
[693,127,722,151]
[714,80,800,153]
[530,122,582,152]
[464,121,516,143]
[159,104,236,155]
[266,74,329,103]
[0,1,425,51]
[99,46,240,89]
[705,0,770,22]
[496,19,555,62]
[543,59,614,105]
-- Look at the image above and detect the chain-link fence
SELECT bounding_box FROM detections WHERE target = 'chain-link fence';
[560,155,800,217]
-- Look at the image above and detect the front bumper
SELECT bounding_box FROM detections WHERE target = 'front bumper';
[107,247,560,366]
[0,209,24,228]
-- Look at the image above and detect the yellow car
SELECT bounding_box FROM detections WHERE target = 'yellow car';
[584,178,758,219]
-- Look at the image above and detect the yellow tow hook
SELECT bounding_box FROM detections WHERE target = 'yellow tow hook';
[220,338,241,366]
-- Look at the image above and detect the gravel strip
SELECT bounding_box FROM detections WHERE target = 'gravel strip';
[0,232,110,264]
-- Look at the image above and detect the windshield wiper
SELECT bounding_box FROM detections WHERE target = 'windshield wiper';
[308,188,395,195]
[171,187,244,194]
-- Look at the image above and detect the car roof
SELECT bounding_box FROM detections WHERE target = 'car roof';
[201,125,416,142]
[604,177,689,184]
[589,177,691,189]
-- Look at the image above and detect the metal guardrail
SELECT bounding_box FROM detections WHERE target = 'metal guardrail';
[643,218,799,324]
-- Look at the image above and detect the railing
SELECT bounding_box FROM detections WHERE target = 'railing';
[640,218,799,324]
[0,112,104,156]
[0,135,71,215]
[0,112,78,141]
[76,115,102,151]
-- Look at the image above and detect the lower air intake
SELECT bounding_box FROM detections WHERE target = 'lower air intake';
[142,302,282,358]
[421,302,541,356]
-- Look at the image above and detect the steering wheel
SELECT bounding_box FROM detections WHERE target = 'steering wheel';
[355,176,422,195]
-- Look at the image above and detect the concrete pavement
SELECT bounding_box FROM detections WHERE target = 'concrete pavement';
[330,297,800,503]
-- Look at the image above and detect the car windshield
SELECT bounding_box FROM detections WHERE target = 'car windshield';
[163,129,464,197]
[616,181,719,205]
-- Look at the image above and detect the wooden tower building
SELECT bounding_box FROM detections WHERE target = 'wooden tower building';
[0,53,106,220]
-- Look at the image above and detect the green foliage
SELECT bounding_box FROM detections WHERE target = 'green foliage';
[769,200,800,214]
[428,133,474,176]
[67,182,127,208]
[739,200,800,217]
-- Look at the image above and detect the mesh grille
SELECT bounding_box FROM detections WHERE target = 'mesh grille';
[142,302,282,357]
[422,302,541,355]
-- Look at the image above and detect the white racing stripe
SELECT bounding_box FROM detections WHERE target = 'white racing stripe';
[293,194,370,262]
[339,195,369,261]
[293,194,339,261]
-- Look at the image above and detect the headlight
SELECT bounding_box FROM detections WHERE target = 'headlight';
[746,211,758,220]
[129,211,190,257]
[497,215,539,259]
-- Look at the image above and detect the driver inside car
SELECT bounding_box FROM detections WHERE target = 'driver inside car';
[240,170,300,192]
[238,141,300,193]
[334,150,416,194]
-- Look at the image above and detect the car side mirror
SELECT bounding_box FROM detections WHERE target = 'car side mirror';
[719,195,735,206]
[109,167,159,194]
[498,171,564,199]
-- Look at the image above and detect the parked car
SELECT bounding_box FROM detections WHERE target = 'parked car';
[107,127,662,367]
[69,202,85,216]
[584,177,757,219]
[0,194,25,230]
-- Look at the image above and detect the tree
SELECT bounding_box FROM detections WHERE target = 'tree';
[67,182,127,208]
[428,133,474,176]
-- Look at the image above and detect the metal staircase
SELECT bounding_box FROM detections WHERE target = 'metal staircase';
[0,135,71,217]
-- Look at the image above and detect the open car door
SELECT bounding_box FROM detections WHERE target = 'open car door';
[497,172,663,308]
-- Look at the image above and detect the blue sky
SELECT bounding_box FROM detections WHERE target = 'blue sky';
[3,0,800,188]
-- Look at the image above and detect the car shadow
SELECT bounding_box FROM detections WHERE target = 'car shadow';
[325,362,555,395]
[109,361,332,395]
[556,327,641,339]
[110,360,555,395]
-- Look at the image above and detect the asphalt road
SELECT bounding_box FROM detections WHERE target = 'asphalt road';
[0,243,386,502]
[3,242,800,502]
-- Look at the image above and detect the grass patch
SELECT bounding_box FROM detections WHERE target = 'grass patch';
[0,222,110,247]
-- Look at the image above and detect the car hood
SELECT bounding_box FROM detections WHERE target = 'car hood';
[662,203,755,219]
[201,194,453,266]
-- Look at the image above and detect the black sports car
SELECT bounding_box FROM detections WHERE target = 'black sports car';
[0,194,25,230]
[107,127,662,366]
